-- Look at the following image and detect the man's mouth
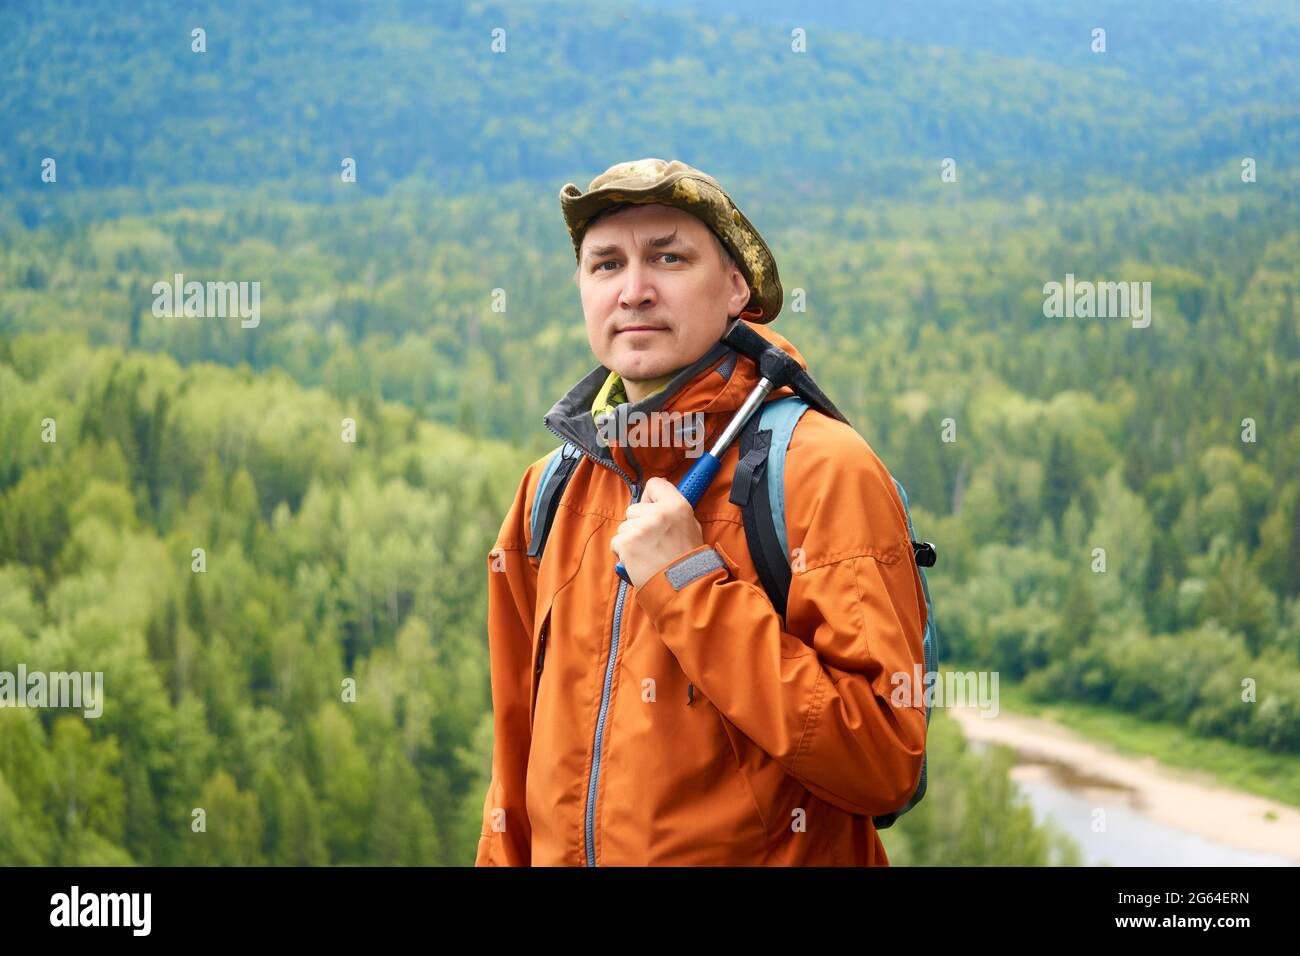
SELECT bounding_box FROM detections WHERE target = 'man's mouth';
[616,325,669,334]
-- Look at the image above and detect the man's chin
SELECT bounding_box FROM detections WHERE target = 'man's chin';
[608,351,678,382]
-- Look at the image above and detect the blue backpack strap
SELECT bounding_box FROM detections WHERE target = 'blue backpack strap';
[892,478,940,714]
[759,397,811,563]
[527,442,581,560]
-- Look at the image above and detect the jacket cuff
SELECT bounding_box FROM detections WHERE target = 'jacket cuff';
[634,543,735,618]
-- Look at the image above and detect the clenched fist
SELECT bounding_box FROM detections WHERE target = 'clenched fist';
[610,476,705,588]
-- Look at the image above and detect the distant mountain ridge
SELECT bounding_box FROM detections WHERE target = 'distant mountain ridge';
[2,0,1296,197]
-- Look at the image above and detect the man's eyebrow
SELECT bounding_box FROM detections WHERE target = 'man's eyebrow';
[583,231,698,260]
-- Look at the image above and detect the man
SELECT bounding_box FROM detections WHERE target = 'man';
[475,158,928,866]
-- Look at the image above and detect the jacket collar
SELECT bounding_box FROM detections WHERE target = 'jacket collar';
[543,320,808,491]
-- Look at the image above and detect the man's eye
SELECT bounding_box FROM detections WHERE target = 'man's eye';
[660,253,682,263]
[593,260,618,272]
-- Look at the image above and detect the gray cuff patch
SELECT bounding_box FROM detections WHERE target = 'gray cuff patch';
[664,548,726,590]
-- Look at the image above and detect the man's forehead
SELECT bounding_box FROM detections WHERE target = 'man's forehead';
[582,208,711,257]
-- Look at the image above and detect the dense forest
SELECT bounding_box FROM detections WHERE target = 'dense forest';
[1,0,1297,864]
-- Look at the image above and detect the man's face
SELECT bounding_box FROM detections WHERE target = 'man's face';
[577,203,751,387]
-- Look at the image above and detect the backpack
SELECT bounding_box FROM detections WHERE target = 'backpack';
[526,334,939,830]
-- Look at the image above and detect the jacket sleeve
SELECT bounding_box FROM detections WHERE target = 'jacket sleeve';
[632,417,929,818]
[474,459,546,866]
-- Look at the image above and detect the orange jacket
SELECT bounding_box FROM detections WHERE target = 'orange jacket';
[474,321,928,866]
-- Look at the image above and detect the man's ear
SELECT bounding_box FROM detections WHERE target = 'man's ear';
[727,269,752,317]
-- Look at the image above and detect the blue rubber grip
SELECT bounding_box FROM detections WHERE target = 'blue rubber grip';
[615,453,722,584]
[678,453,721,506]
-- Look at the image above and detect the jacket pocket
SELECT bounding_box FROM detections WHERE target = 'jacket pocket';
[707,696,771,840]
[528,604,552,735]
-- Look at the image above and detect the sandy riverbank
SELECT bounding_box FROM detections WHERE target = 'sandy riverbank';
[949,704,1300,864]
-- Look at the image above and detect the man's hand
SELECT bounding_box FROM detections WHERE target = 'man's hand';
[610,476,705,588]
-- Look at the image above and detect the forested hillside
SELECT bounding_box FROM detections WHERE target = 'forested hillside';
[0,335,524,862]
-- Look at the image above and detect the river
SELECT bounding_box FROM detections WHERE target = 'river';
[949,705,1300,867]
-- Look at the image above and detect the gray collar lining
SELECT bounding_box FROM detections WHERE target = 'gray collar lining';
[542,339,735,487]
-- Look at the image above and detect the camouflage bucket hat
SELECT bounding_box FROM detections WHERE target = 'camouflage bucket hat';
[560,158,782,323]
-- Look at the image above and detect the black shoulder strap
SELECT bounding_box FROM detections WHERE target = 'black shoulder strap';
[527,443,582,560]
[728,410,793,620]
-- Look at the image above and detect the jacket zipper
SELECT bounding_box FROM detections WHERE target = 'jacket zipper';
[542,418,640,867]
[585,572,628,867]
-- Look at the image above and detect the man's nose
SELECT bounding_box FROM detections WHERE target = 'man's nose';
[617,261,657,309]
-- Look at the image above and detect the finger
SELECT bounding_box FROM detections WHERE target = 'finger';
[616,517,653,540]
[625,502,670,523]
[641,476,679,504]
[611,521,650,544]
